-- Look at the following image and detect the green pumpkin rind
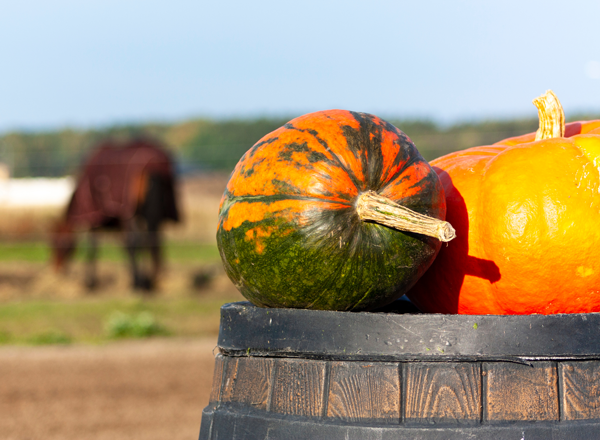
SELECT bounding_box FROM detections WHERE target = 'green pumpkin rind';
[217,110,445,311]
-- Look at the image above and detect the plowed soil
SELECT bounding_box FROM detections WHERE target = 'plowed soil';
[0,338,217,440]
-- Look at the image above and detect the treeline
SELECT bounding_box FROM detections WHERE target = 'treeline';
[0,113,595,178]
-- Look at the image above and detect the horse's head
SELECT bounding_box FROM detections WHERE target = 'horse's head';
[51,221,76,272]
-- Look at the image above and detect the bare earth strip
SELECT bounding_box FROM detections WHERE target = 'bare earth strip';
[0,338,218,440]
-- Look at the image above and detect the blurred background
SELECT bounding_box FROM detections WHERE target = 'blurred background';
[2,1,600,439]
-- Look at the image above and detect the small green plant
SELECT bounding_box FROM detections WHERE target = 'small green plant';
[27,330,72,345]
[105,311,169,339]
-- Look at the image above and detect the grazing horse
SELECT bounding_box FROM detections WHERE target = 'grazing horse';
[51,138,180,290]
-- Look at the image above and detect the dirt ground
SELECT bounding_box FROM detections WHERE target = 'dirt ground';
[0,337,218,440]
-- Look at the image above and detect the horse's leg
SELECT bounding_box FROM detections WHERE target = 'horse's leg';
[125,219,146,290]
[126,218,156,291]
[84,230,98,290]
[141,174,166,290]
[146,228,161,289]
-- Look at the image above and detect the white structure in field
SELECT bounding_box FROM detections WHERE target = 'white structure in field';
[0,177,74,207]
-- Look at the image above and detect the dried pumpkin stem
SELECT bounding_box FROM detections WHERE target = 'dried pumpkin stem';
[356,191,456,242]
[533,90,565,141]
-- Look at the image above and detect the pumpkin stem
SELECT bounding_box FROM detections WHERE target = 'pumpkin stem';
[356,191,456,242]
[533,90,565,141]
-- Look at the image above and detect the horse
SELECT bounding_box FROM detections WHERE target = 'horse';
[51,138,180,291]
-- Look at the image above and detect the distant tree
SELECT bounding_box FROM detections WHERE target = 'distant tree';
[0,112,597,177]
[179,117,292,172]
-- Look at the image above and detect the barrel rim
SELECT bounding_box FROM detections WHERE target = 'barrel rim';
[217,301,600,361]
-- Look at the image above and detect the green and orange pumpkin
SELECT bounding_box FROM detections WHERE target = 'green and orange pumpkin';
[407,91,600,315]
[217,110,453,311]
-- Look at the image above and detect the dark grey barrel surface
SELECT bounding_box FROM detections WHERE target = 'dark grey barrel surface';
[199,301,600,440]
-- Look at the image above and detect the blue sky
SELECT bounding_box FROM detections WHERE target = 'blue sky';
[2,0,600,131]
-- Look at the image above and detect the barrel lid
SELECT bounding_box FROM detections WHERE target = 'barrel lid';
[218,301,600,362]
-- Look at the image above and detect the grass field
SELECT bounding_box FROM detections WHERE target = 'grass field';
[0,174,241,345]
[0,238,243,345]
[0,294,242,345]
[0,239,222,263]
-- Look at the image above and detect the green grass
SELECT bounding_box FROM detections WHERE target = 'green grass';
[0,241,221,263]
[0,240,233,345]
[164,242,221,263]
[0,242,51,262]
[0,295,238,345]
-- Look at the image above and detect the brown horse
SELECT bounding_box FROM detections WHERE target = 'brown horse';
[51,138,180,290]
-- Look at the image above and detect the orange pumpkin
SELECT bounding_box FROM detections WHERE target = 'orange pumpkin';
[407,91,600,315]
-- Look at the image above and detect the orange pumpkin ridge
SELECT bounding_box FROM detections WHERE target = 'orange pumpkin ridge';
[408,91,600,315]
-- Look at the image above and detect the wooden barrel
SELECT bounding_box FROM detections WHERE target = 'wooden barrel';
[199,301,600,439]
